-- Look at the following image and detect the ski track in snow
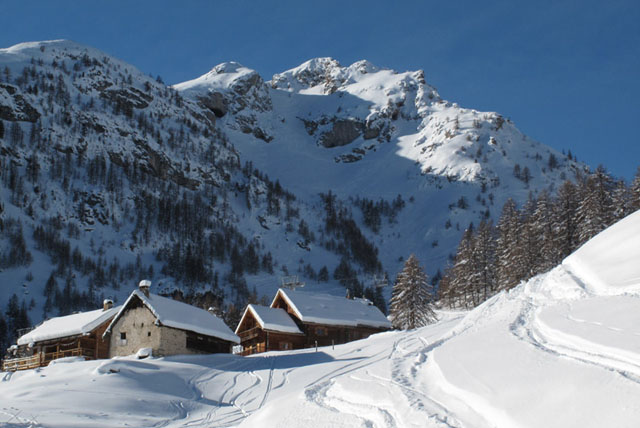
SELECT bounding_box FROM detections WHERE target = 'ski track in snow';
[523,299,640,383]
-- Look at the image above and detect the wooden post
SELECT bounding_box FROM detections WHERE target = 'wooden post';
[332,339,334,350]
[315,340,318,352]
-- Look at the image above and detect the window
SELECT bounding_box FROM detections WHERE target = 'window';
[147,331,151,337]
[315,327,327,336]
[119,332,127,346]
[279,342,292,350]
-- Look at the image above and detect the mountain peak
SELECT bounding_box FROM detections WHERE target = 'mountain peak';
[173,61,261,95]
[210,61,251,75]
[1,39,107,59]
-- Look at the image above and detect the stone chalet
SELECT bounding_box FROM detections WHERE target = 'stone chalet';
[2,300,120,371]
[104,280,240,357]
[236,288,392,355]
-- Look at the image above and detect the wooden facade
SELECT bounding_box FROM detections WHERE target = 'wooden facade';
[2,318,112,372]
[271,293,387,348]
[236,290,391,355]
[235,308,305,356]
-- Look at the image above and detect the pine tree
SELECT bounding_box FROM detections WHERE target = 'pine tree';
[533,190,557,271]
[575,166,614,245]
[611,179,631,221]
[0,313,7,351]
[449,224,475,307]
[630,167,640,211]
[390,254,437,329]
[496,199,520,291]
[553,180,579,260]
[471,219,497,303]
[517,194,539,281]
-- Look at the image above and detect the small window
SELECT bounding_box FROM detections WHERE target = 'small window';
[147,331,151,337]
[315,327,327,336]
[120,332,126,340]
[279,342,292,350]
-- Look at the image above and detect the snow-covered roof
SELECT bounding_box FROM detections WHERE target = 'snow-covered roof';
[236,304,303,335]
[17,306,121,346]
[106,290,240,344]
[272,289,391,329]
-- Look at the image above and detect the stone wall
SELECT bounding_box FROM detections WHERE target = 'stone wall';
[158,325,199,356]
[108,305,213,357]
[108,306,161,357]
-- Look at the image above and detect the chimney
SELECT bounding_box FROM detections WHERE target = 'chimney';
[139,279,151,297]
[103,299,114,311]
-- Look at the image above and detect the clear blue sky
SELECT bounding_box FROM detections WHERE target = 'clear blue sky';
[2,0,638,179]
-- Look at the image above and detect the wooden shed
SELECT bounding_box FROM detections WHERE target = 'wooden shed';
[2,300,119,371]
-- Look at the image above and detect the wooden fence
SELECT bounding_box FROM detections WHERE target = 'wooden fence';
[2,347,95,372]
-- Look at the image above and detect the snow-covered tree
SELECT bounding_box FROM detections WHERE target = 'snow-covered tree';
[389,254,437,329]
[575,166,614,245]
[611,179,632,221]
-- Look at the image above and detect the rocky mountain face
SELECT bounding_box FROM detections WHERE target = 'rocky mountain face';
[0,40,583,344]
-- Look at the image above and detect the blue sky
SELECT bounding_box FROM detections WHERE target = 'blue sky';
[2,0,638,179]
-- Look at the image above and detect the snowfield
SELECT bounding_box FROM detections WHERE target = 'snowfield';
[2,211,640,427]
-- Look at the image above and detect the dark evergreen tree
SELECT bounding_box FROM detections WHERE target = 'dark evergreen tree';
[448,224,475,307]
[611,179,632,222]
[631,167,640,211]
[317,266,329,282]
[0,313,7,351]
[516,195,539,282]
[533,190,557,271]
[496,199,520,291]
[43,272,58,316]
[576,166,614,245]
[553,180,579,260]
[471,219,497,304]
[389,254,437,329]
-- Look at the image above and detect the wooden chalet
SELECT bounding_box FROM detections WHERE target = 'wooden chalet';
[103,280,240,357]
[236,288,391,355]
[235,304,305,355]
[2,300,119,372]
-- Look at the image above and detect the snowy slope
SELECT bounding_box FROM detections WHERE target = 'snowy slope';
[2,210,639,427]
[0,40,370,330]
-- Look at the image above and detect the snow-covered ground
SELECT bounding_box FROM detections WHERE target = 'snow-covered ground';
[2,211,639,427]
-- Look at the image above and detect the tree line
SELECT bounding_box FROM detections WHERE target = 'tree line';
[439,166,640,308]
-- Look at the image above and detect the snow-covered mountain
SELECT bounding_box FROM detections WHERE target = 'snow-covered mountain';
[0,40,583,337]
[175,56,585,283]
[2,199,638,427]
